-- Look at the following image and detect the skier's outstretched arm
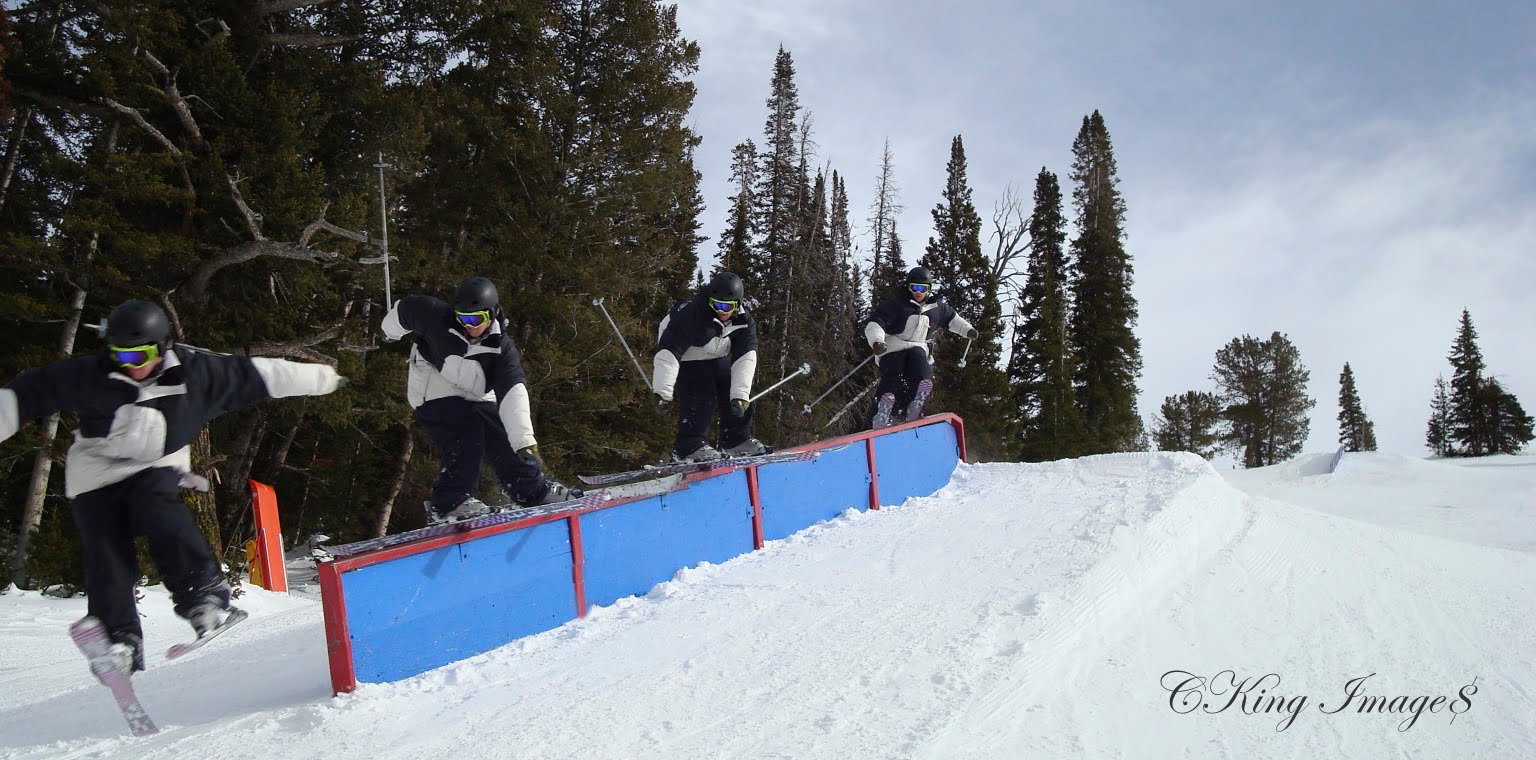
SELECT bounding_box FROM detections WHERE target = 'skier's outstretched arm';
[381,294,439,341]
[0,356,97,444]
[193,353,345,421]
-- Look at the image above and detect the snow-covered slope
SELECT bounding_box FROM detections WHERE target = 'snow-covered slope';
[2,452,1533,759]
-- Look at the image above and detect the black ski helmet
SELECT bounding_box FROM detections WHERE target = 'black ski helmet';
[105,299,171,348]
[906,267,933,286]
[453,276,499,312]
[703,272,745,303]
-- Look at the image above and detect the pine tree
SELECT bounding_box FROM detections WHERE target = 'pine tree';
[1011,167,1084,461]
[751,46,801,327]
[1152,391,1223,460]
[719,140,757,280]
[916,136,1006,458]
[1212,332,1315,468]
[829,171,861,333]
[1336,363,1377,452]
[866,138,904,308]
[1445,309,1491,456]
[1067,111,1142,452]
[1478,378,1534,455]
[874,230,908,302]
[1426,376,1453,457]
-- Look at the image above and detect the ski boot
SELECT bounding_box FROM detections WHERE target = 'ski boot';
[526,478,583,507]
[671,443,722,463]
[722,438,770,457]
[871,393,897,430]
[430,497,493,524]
[186,595,235,638]
[904,379,933,422]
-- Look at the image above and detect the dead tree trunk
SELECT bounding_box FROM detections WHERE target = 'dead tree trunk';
[0,107,34,212]
[373,429,414,538]
[9,120,120,588]
[188,429,223,560]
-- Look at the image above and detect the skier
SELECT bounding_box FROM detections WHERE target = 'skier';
[0,299,346,678]
[381,276,577,522]
[864,266,977,429]
[651,271,768,462]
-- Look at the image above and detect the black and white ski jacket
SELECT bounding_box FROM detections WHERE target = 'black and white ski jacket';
[651,297,758,402]
[864,294,975,357]
[0,348,341,497]
[381,295,537,451]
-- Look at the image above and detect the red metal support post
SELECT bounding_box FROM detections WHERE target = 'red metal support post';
[747,466,765,550]
[568,515,588,619]
[317,561,357,695]
[865,438,881,511]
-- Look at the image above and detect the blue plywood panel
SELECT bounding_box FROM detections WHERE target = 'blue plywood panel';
[872,424,961,507]
[579,473,754,609]
[342,519,575,683]
[758,442,871,542]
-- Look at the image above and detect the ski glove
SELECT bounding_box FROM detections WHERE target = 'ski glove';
[179,473,212,492]
[966,328,978,340]
[655,393,671,413]
[872,341,887,356]
[731,398,750,417]
[516,445,545,468]
[337,375,351,388]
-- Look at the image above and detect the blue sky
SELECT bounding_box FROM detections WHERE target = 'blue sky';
[673,0,1536,460]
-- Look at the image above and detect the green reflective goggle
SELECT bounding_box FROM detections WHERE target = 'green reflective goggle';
[109,343,160,369]
[456,309,492,328]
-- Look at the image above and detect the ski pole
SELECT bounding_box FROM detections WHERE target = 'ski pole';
[957,338,974,368]
[375,152,392,307]
[750,363,811,404]
[802,355,873,414]
[823,382,877,429]
[592,297,652,389]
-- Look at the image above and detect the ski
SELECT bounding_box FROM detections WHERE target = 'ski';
[166,607,249,660]
[579,447,839,486]
[68,616,159,737]
[323,475,684,559]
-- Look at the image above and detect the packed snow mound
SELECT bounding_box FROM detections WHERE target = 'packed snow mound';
[1226,450,1536,553]
[2,451,1533,759]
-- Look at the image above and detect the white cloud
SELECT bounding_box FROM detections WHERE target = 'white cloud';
[1134,99,1536,457]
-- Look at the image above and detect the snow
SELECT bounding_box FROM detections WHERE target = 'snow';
[2,451,1533,758]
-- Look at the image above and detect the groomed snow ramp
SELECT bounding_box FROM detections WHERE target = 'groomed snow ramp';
[316,415,966,693]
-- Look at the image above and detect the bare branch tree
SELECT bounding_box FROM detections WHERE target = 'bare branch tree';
[265,33,362,48]
[988,184,1032,305]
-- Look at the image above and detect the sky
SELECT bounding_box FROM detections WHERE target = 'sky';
[670,0,1536,460]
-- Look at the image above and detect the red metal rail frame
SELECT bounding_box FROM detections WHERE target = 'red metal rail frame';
[319,413,966,694]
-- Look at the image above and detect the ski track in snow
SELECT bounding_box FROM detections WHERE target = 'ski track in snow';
[1,452,1533,759]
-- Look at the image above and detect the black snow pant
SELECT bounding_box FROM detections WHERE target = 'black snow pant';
[71,467,230,671]
[415,396,547,513]
[874,347,934,420]
[674,356,753,458]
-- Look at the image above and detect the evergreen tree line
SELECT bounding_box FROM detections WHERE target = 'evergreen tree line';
[723,49,1146,464]
[0,0,704,588]
[1152,310,1531,467]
